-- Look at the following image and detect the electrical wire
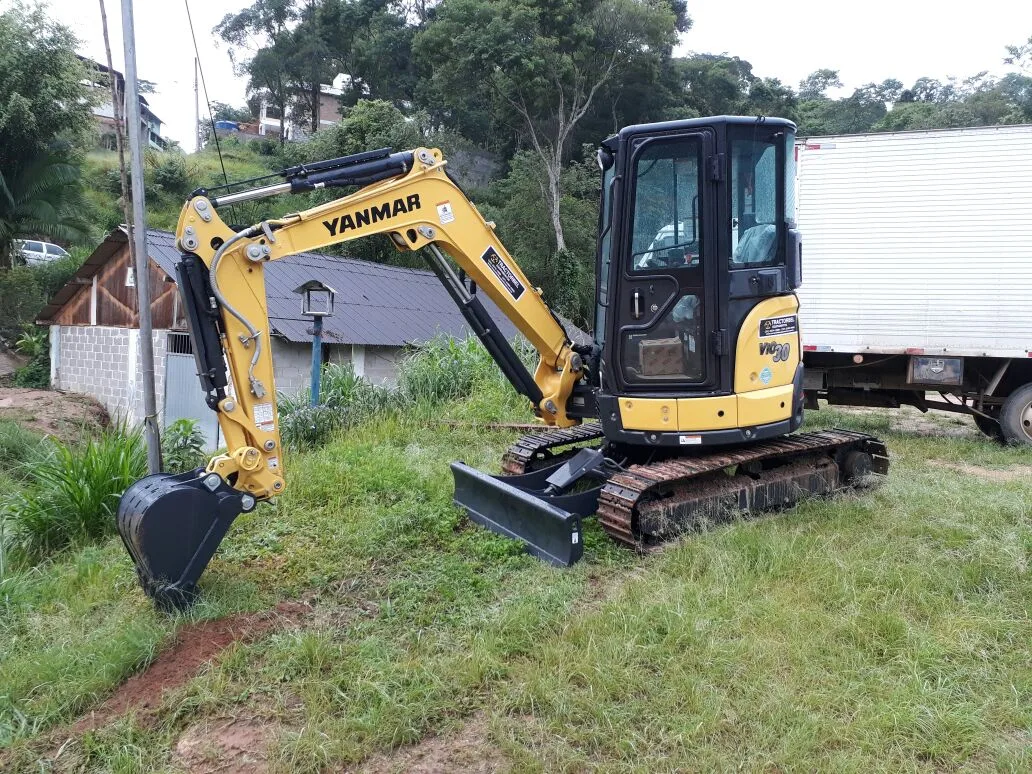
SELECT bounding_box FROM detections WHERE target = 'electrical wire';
[183,0,230,188]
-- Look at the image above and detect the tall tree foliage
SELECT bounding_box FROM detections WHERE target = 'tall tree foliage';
[0,3,93,267]
[216,0,298,141]
[414,0,677,254]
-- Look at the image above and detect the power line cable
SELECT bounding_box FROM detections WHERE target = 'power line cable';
[183,0,230,188]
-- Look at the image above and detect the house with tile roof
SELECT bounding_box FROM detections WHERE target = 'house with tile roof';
[39,227,586,445]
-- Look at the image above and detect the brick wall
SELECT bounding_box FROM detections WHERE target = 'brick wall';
[51,325,167,426]
[52,325,404,423]
[270,339,403,396]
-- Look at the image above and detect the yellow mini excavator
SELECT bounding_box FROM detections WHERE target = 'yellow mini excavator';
[117,116,888,609]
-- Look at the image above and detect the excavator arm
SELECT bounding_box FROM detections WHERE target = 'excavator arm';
[117,146,590,609]
[176,146,584,501]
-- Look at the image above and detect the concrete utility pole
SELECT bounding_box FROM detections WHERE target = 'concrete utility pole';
[195,57,201,153]
[120,0,162,474]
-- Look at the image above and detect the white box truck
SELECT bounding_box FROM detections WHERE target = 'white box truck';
[795,124,1032,443]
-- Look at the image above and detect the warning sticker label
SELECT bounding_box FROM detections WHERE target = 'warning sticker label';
[759,315,798,338]
[481,246,525,300]
[253,402,275,433]
[436,201,455,224]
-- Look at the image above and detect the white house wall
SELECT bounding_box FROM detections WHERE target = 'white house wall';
[270,339,401,397]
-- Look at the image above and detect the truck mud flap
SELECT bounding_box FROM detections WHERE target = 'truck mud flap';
[451,461,594,567]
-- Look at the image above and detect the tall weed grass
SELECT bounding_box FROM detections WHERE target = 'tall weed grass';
[0,420,46,480]
[1,425,146,562]
[277,336,534,450]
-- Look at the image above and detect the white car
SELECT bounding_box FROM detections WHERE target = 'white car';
[634,221,699,270]
[16,239,70,266]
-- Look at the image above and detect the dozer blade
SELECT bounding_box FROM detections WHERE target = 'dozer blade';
[451,461,596,567]
[116,469,254,611]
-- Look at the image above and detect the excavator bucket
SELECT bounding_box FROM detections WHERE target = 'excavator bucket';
[116,469,254,611]
[451,456,603,567]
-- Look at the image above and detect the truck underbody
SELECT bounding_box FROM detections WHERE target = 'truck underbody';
[802,351,1032,444]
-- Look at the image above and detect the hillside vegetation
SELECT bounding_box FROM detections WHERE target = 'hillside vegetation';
[0,349,1030,771]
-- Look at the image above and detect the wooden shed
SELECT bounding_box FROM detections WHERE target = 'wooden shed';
[38,227,565,446]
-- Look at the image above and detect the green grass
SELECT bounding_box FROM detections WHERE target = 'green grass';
[0,405,1030,771]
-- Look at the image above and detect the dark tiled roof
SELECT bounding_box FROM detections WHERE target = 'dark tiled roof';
[45,229,595,348]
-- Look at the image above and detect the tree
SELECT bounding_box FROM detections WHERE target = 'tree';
[0,4,93,169]
[479,147,600,326]
[215,0,297,142]
[318,0,418,108]
[1004,35,1032,74]
[415,0,677,254]
[0,4,93,267]
[211,102,256,123]
[675,54,756,116]
[0,150,89,267]
[798,69,841,100]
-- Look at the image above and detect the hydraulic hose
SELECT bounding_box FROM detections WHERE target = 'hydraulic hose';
[208,225,267,398]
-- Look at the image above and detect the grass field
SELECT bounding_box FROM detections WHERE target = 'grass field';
[1,404,1030,772]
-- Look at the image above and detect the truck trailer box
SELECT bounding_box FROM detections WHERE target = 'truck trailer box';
[795,124,1032,443]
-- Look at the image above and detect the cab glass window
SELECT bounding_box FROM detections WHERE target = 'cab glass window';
[24,241,43,252]
[630,138,702,272]
[729,136,781,267]
[594,163,615,343]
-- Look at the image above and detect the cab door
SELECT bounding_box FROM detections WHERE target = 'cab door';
[612,131,717,394]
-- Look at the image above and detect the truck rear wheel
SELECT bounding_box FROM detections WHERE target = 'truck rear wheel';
[999,384,1032,445]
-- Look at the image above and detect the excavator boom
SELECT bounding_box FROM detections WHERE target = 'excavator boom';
[117,146,591,608]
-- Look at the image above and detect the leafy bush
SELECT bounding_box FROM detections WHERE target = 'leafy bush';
[2,425,146,557]
[0,267,43,342]
[279,404,344,452]
[322,361,401,417]
[397,335,500,405]
[274,336,529,451]
[161,418,207,473]
[150,152,193,197]
[11,358,48,388]
[31,249,86,299]
[14,326,46,358]
[11,325,50,387]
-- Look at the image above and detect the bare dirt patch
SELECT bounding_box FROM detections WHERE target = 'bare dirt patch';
[0,387,108,442]
[356,713,507,774]
[0,346,26,378]
[68,601,309,736]
[175,716,281,774]
[930,460,1032,483]
[833,404,980,439]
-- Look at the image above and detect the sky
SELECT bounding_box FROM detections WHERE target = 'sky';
[19,0,1032,150]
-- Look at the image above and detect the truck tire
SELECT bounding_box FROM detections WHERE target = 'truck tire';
[973,411,1003,442]
[999,384,1032,446]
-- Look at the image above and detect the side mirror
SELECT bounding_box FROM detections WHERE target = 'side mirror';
[786,228,802,290]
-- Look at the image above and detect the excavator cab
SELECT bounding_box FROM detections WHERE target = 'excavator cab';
[592,116,804,447]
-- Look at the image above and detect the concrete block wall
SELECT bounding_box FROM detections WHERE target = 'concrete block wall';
[270,338,320,396]
[52,325,167,426]
[361,345,402,385]
[269,339,402,395]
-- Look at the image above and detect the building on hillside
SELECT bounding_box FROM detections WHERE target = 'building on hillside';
[257,74,351,141]
[80,57,167,150]
[38,228,584,446]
